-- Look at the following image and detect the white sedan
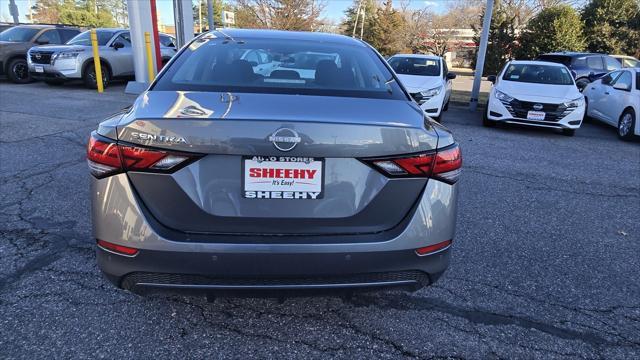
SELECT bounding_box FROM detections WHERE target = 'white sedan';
[388,54,455,121]
[484,60,585,136]
[583,68,639,140]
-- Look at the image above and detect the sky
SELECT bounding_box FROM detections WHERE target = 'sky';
[1,0,449,25]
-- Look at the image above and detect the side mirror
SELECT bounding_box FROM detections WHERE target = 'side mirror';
[248,61,259,67]
[613,82,630,91]
[446,72,457,80]
[487,75,497,84]
[588,71,597,82]
[112,41,125,50]
[36,39,49,45]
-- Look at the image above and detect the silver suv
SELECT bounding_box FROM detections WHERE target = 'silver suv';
[28,28,177,88]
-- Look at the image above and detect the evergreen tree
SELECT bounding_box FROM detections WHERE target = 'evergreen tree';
[582,0,640,55]
[516,5,585,59]
[341,0,378,42]
[472,0,518,76]
[369,0,407,56]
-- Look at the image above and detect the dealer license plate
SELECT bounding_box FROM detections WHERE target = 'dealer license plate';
[527,111,546,121]
[35,65,44,73]
[243,156,323,200]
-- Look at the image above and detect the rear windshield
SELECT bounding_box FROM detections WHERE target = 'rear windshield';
[536,55,572,66]
[502,63,574,85]
[66,30,115,46]
[0,26,40,42]
[388,57,440,76]
[152,35,406,100]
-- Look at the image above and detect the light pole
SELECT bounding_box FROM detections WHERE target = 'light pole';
[469,0,494,111]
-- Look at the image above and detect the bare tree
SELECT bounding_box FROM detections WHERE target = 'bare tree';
[233,0,326,31]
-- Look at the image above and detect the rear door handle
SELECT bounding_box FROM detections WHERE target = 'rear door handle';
[604,91,610,95]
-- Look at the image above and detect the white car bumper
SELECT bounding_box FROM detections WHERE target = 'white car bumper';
[486,94,585,130]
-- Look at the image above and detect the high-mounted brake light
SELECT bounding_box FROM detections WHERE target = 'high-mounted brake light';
[364,143,462,184]
[87,132,201,178]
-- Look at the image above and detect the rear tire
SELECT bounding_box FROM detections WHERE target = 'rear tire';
[562,128,575,137]
[83,62,110,89]
[618,109,636,141]
[482,107,496,127]
[7,58,31,84]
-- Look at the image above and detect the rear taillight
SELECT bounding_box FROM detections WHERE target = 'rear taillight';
[364,143,462,184]
[87,132,201,178]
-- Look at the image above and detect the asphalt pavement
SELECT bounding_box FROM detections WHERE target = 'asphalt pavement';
[1,81,639,359]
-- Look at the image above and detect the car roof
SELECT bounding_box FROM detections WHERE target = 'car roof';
[206,28,367,47]
[509,60,567,67]
[390,54,441,60]
[541,52,605,57]
[13,24,55,29]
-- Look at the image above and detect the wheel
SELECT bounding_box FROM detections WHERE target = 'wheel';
[6,58,31,84]
[576,78,589,92]
[482,107,495,127]
[44,79,64,86]
[618,109,636,141]
[83,63,110,89]
[562,128,575,136]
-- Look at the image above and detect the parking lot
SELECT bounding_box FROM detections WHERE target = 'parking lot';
[1,81,639,359]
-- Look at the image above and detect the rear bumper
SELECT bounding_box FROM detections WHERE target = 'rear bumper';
[98,246,450,295]
[92,173,457,295]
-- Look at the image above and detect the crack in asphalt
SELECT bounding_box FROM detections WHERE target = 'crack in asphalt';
[465,167,639,199]
[349,293,634,348]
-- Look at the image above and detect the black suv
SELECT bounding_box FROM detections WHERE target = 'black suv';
[0,24,80,83]
[536,52,621,91]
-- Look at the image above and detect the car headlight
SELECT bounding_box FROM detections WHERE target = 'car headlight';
[564,96,585,108]
[420,85,443,98]
[494,90,514,102]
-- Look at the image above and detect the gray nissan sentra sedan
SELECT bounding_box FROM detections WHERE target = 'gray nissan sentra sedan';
[87,29,461,297]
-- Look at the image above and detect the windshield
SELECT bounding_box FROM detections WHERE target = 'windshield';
[152,36,406,100]
[0,27,40,42]
[502,63,574,85]
[66,30,115,46]
[388,57,441,76]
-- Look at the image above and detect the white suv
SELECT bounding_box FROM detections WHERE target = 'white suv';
[484,60,585,136]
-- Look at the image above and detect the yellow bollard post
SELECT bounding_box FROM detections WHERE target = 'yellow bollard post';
[90,29,104,93]
[144,32,155,82]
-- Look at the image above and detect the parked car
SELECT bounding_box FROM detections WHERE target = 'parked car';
[0,24,80,83]
[536,52,621,91]
[611,55,640,68]
[28,28,177,88]
[387,54,455,121]
[583,68,639,140]
[484,60,585,136]
[87,29,461,297]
